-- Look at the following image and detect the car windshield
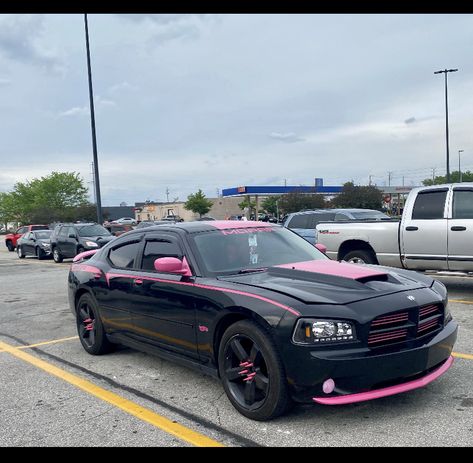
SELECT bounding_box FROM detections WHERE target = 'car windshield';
[350,211,391,220]
[77,225,111,237]
[35,231,52,239]
[192,226,328,276]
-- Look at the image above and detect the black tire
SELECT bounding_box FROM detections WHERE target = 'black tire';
[342,249,377,265]
[6,241,15,252]
[218,320,292,421]
[17,245,25,259]
[52,247,63,263]
[36,247,45,260]
[76,293,115,355]
[76,246,85,256]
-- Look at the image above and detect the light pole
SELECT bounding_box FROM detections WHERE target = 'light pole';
[84,14,103,224]
[434,68,458,183]
[458,149,464,182]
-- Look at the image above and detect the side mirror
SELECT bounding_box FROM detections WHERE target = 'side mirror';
[154,256,192,277]
[69,233,77,239]
[315,243,327,254]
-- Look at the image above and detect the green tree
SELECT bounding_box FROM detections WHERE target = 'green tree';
[238,198,257,218]
[184,189,213,218]
[331,182,383,210]
[278,192,326,214]
[261,196,280,216]
[422,170,473,185]
[0,192,19,229]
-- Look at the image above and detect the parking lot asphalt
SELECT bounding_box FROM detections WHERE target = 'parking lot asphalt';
[0,237,472,447]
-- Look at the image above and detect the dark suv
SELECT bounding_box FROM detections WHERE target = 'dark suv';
[50,223,114,263]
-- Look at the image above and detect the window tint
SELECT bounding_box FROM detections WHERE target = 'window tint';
[141,239,182,271]
[287,214,310,229]
[412,190,447,220]
[452,190,473,219]
[17,227,27,234]
[309,213,335,226]
[67,227,77,237]
[335,213,350,221]
[108,241,141,268]
[31,225,49,231]
[58,226,68,237]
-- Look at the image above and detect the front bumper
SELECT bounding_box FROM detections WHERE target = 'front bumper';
[285,320,458,403]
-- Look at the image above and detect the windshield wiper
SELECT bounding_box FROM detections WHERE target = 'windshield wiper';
[237,268,267,274]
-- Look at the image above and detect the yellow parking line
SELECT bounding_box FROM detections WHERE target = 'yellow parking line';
[450,299,473,305]
[0,340,224,447]
[452,352,473,360]
[0,336,78,353]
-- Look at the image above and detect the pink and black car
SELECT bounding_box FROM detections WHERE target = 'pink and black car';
[68,221,457,421]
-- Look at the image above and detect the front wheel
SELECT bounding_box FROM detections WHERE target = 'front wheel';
[52,247,63,263]
[17,246,25,259]
[218,320,292,421]
[76,293,115,355]
[6,241,14,252]
[36,247,46,260]
[342,249,377,265]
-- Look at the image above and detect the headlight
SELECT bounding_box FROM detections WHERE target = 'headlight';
[431,280,451,324]
[40,242,50,248]
[293,319,357,345]
[85,241,99,248]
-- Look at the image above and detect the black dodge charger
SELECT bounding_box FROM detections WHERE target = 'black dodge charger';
[68,221,458,421]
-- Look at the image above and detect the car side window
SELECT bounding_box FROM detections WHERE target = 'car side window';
[334,213,349,221]
[309,213,336,227]
[412,190,448,220]
[58,226,68,238]
[108,241,141,269]
[141,239,182,272]
[17,227,27,234]
[67,227,77,237]
[452,189,473,219]
[287,214,310,229]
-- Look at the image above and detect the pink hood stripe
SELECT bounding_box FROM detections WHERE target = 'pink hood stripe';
[275,260,387,280]
[209,220,273,230]
[106,272,300,316]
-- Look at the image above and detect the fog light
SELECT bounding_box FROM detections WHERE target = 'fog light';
[323,378,335,394]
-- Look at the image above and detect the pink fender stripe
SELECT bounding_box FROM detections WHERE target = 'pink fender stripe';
[106,272,300,316]
[313,355,454,405]
[71,264,103,279]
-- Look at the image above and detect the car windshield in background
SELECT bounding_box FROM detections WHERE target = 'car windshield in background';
[35,231,52,239]
[192,226,327,276]
[350,211,391,220]
[77,225,111,237]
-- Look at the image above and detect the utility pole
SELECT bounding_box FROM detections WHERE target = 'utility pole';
[165,187,170,203]
[84,14,103,224]
[434,68,458,183]
[368,175,373,186]
[388,171,393,187]
[431,167,436,182]
[458,149,464,182]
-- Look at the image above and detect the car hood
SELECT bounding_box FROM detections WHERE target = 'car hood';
[82,235,114,243]
[219,260,433,305]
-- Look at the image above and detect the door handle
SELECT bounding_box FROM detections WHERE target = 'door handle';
[134,279,143,286]
[405,226,418,231]
[450,226,467,231]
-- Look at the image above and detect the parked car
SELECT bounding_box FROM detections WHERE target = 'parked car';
[194,216,216,221]
[17,230,53,260]
[136,220,175,229]
[316,183,473,271]
[284,209,392,245]
[112,217,137,225]
[162,215,184,222]
[103,223,133,237]
[50,223,114,263]
[69,220,456,421]
[5,224,49,252]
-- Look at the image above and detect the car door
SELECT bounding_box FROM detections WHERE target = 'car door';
[23,232,35,255]
[401,188,449,270]
[97,237,143,337]
[447,187,473,271]
[129,233,199,360]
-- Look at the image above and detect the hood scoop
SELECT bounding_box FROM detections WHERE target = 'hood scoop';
[268,260,390,289]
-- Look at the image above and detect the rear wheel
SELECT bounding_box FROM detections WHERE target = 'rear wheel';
[342,249,377,265]
[52,247,63,263]
[6,241,14,252]
[218,320,292,421]
[76,293,115,355]
[36,247,45,260]
[17,246,25,259]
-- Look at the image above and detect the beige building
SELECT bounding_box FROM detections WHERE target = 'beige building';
[135,197,243,222]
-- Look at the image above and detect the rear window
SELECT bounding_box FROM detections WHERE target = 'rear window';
[31,225,49,231]
[77,225,111,237]
[412,190,448,220]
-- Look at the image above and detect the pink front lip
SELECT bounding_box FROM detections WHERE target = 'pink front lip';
[313,356,454,405]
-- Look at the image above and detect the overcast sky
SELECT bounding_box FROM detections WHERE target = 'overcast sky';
[0,13,472,205]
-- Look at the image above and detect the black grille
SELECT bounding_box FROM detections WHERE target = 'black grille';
[368,303,444,348]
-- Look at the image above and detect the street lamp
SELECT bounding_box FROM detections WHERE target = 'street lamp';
[434,68,458,183]
[84,14,103,224]
[458,149,464,182]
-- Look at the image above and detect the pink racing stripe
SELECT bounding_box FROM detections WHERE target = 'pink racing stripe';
[71,263,102,279]
[276,260,387,280]
[106,272,300,316]
[313,356,454,405]
[209,220,273,230]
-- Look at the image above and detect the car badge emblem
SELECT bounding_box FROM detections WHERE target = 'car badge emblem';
[407,295,416,301]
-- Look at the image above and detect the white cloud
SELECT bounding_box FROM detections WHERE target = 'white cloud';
[108,81,138,94]
[58,106,89,118]
[269,132,305,143]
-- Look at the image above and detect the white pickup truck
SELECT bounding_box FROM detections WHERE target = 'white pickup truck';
[315,183,473,272]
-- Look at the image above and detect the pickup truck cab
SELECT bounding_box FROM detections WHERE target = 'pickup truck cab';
[316,183,473,272]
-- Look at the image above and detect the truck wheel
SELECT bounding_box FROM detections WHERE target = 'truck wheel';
[343,249,377,265]
[6,241,14,252]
